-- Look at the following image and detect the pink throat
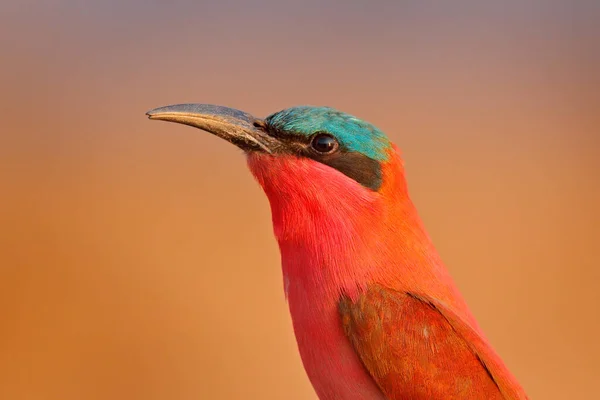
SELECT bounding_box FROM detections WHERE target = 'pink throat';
[249,153,376,295]
[246,150,437,302]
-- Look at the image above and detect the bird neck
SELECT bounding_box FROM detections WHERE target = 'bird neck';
[247,148,457,305]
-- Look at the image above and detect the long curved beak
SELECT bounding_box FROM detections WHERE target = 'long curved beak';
[146,104,275,153]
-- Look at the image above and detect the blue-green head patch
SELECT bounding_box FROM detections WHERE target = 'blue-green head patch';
[266,106,391,162]
[263,106,391,191]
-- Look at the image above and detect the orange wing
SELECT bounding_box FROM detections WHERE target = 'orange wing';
[339,285,528,400]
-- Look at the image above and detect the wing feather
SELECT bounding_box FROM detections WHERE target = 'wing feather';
[339,284,528,399]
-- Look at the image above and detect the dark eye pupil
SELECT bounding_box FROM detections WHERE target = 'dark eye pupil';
[312,134,337,153]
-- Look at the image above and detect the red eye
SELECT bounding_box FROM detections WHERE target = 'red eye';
[311,133,339,154]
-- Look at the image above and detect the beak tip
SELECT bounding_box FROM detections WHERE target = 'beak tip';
[146,108,162,120]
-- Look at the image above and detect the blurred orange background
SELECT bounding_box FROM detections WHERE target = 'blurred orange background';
[1,2,599,399]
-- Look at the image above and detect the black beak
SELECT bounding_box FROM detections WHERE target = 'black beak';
[146,104,276,153]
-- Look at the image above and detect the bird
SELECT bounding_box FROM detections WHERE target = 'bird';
[146,104,528,400]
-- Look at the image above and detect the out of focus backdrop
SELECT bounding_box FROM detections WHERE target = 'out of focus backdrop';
[1,1,599,399]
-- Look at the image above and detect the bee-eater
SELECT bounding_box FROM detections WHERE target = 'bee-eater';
[146,104,528,400]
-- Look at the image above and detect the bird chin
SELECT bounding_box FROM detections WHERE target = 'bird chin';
[247,153,376,206]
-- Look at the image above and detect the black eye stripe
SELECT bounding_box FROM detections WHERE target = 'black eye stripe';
[313,151,382,191]
[264,125,382,191]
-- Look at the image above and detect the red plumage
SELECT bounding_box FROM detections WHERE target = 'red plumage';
[248,145,528,400]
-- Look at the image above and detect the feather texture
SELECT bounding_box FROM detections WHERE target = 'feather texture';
[339,285,504,399]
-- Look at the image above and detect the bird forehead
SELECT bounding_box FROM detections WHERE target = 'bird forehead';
[266,106,391,161]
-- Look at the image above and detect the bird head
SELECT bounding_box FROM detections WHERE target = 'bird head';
[150,104,420,258]
[146,103,400,191]
[147,104,429,295]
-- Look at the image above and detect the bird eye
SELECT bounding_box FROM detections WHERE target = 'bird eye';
[311,133,339,154]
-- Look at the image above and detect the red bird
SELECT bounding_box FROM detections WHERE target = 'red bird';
[147,104,528,400]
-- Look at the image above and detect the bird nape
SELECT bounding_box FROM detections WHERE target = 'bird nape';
[146,103,528,400]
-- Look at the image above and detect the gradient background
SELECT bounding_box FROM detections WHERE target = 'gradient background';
[1,1,599,399]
